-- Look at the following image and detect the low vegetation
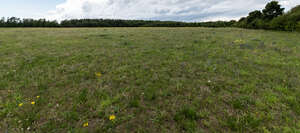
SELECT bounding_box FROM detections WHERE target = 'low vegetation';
[0,27,300,132]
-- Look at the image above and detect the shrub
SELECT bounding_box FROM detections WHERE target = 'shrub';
[269,15,285,30]
[296,21,300,31]
[284,21,296,31]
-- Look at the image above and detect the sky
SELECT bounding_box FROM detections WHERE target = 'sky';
[0,0,299,22]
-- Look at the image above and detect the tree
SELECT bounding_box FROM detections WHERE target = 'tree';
[0,17,5,27]
[269,4,300,31]
[235,17,247,28]
[255,19,267,29]
[247,10,262,23]
[244,10,263,29]
[262,1,284,20]
[269,15,286,30]
[290,5,300,13]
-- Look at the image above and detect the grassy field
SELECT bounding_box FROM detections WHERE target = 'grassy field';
[0,27,300,133]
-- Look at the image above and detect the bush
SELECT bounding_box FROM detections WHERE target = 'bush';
[284,21,297,31]
[296,21,300,31]
[269,16,286,30]
[256,19,267,29]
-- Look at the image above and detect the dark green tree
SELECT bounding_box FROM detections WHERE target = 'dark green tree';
[244,10,263,29]
[247,10,262,23]
[0,17,5,27]
[270,4,300,31]
[262,1,284,20]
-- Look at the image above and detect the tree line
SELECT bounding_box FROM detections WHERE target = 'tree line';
[0,17,235,28]
[0,1,299,31]
[0,17,59,27]
[234,1,300,31]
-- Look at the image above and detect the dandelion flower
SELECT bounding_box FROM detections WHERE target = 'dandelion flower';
[36,96,40,98]
[18,103,23,107]
[95,72,102,77]
[109,115,116,121]
[83,122,89,127]
[31,101,35,105]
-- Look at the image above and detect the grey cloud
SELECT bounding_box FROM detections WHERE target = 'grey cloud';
[46,0,300,21]
[155,9,171,15]
[82,2,92,13]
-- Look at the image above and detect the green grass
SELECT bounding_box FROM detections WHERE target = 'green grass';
[0,27,300,132]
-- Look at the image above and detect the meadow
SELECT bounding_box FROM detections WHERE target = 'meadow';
[0,27,300,133]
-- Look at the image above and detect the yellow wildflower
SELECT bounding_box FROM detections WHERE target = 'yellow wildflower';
[95,72,102,77]
[234,39,245,44]
[31,101,35,105]
[83,122,89,127]
[36,96,40,98]
[109,115,116,121]
[18,103,23,107]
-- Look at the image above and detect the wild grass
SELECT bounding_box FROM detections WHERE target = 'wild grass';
[0,27,300,132]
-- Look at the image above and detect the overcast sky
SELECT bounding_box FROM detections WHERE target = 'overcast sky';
[0,0,299,22]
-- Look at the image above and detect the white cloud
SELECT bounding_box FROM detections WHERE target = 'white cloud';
[45,0,300,22]
[280,0,300,10]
